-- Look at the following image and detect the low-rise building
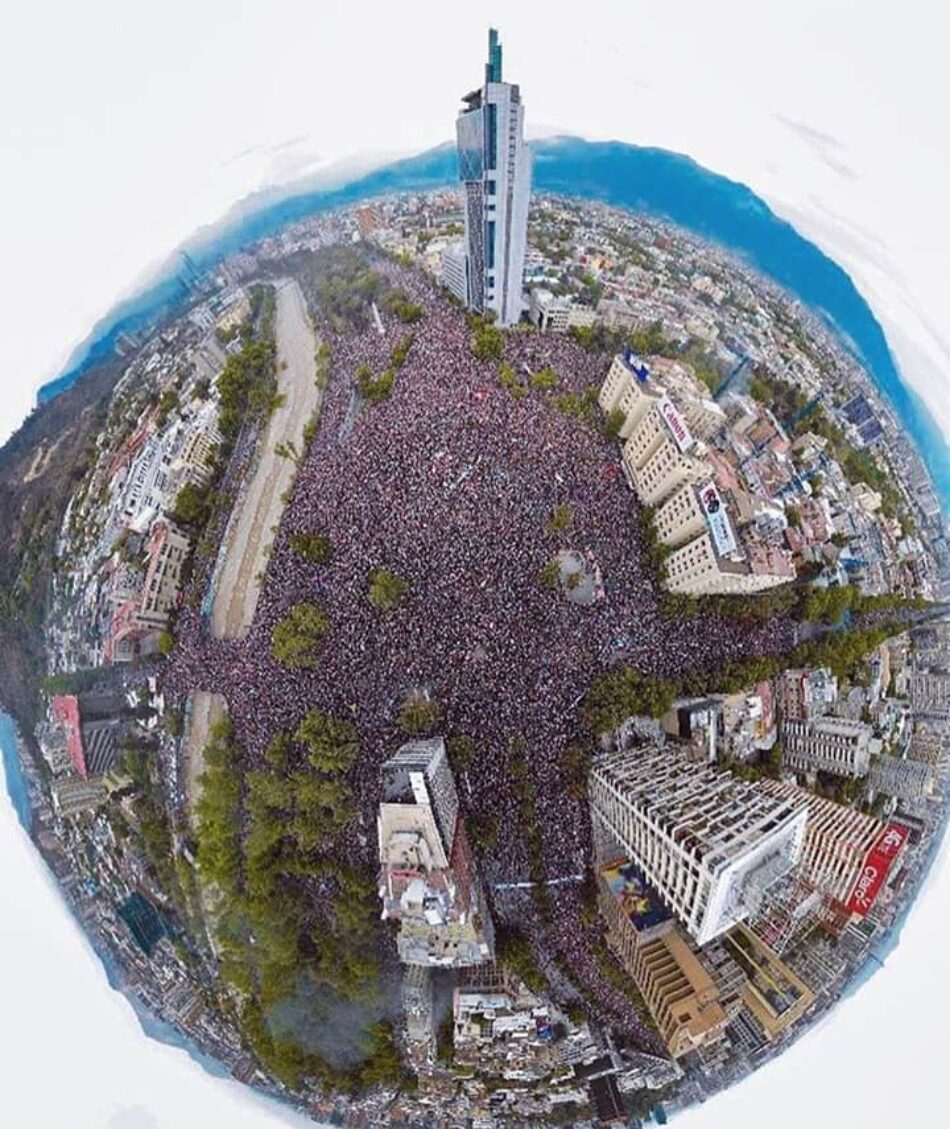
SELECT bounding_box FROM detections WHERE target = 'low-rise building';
[597,856,729,1058]
[527,288,597,332]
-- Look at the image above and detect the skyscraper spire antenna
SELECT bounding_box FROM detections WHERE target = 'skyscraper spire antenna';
[486,27,502,84]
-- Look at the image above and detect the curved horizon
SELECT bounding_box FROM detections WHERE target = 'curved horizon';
[28,136,950,511]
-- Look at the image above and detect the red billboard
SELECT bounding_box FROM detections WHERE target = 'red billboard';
[845,823,909,917]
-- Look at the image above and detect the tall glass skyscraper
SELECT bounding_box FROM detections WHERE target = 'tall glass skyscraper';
[454,28,531,327]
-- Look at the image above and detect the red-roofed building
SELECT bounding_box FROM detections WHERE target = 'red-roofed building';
[51,695,86,776]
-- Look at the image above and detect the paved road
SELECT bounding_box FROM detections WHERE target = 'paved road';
[183,690,225,827]
[210,278,320,640]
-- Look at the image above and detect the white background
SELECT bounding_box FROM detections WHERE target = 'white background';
[1,2,948,1126]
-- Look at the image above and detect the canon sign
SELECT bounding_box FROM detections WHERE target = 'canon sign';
[845,823,908,916]
[658,397,693,452]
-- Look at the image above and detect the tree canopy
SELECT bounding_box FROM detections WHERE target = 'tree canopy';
[271,603,330,668]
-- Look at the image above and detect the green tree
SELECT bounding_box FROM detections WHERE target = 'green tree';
[497,362,527,399]
[169,482,211,528]
[530,365,558,391]
[390,332,415,369]
[446,734,475,773]
[470,317,503,361]
[355,365,395,405]
[547,504,572,534]
[367,567,408,611]
[399,695,441,735]
[538,558,562,590]
[288,530,333,564]
[560,744,592,800]
[294,709,359,774]
[271,603,330,668]
[602,406,626,441]
[583,668,678,732]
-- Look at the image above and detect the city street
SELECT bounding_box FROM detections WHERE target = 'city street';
[182,690,225,826]
[209,277,321,640]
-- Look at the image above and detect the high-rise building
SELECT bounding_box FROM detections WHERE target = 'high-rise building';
[589,747,807,945]
[780,716,873,779]
[654,481,716,549]
[455,28,531,326]
[50,775,109,818]
[663,528,793,597]
[439,242,469,306]
[598,352,659,435]
[599,355,796,597]
[908,722,947,765]
[377,737,494,967]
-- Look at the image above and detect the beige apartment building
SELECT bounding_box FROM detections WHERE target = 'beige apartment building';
[599,353,645,414]
[654,482,709,548]
[622,403,670,474]
[664,530,791,596]
[632,437,709,507]
[599,353,664,440]
[600,355,793,596]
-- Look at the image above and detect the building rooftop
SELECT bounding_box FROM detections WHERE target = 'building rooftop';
[600,856,672,934]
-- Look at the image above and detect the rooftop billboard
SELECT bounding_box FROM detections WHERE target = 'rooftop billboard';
[658,396,693,453]
[698,481,738,556]
[845,823,909,917]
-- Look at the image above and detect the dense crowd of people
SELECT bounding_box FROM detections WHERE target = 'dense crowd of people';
[165,256,793,1043]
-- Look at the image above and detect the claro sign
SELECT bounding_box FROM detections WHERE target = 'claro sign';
[658,396,693,453]
[845,823,909,916]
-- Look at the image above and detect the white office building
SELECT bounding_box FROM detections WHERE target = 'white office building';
[440,242,469,305]
[589,746,806,945]
[455,28,531,326]
[781,717,873,779]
